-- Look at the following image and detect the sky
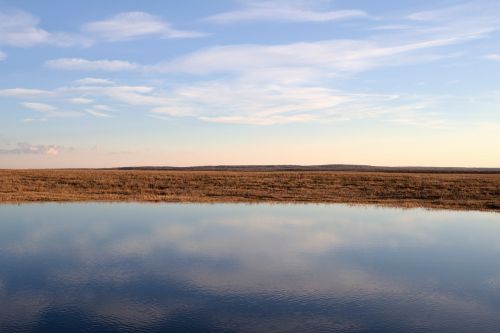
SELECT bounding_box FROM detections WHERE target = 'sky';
[0,0,499,168]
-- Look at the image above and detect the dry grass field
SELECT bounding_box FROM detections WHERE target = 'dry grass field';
[0,169,499,211]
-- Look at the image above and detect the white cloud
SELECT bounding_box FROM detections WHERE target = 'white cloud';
[5,1,498,127]
[408,4,473,21]
[83,11,206,41]
[149,80,445,126]
[151,80,347,124]
[200,114,316,125]
[12,30,473,126]
[0,142,61,155]
[0,9,205,48]
[158,37,472,77]
[21,102,57,113]
[22,118,47,123]
[45,147,59,155]
[0,50,5,61]
[0,88,52,98]
[4,78,444,126]
[406,2,500,38]
[206,2,367,24]
[484,54,500,61]
[0,10,50,47]
[20,102,82,118]
[0,10,91,47]
[67,79,346,125]
[145,29,479,125]
[1,9,204,49]
[65,84,167,106]
[372,25,413,31]
[142,4,500,126]
[45,58,139,71]
[2,36,476,126]
[73,78,115,86]
[86,109,113,118]
[93,104,113,111]
[68,97,94,104]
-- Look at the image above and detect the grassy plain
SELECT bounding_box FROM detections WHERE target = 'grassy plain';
[0,169,498,211]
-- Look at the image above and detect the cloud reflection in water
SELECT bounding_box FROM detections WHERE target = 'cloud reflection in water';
[0,204,499,332]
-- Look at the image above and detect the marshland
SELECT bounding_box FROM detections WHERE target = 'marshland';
[1,168,498,211]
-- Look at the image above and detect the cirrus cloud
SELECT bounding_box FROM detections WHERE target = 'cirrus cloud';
[205,0,368,24]
[68,97,94,104]
[83,11,207,41]
[484,54,500,61]
[0,9,91,47]
[21,102,57,113]
[45,58,139,71]
[0,88,53,98]
[20,101,83,118]
[73,77,115,86]
[9,1,500,127]
[86,109,113,118]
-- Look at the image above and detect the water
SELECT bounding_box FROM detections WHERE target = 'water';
[0,203,499,333]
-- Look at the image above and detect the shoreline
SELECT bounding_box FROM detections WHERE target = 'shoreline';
[2,201,499,215]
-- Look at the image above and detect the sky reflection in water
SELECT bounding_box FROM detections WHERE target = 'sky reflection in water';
[0,204,499,333]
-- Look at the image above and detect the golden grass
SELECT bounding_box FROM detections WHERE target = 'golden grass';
[0,169,499,211]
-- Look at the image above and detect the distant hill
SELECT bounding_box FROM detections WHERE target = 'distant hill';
[115,164,500,174]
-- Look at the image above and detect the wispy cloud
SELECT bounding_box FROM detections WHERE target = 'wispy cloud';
[406,2,500,38]
[157,38,466,77]
[208,7,366,24]
[371,25,413,31]
[86,109,113,118]
[200,114,316,125]
[20,102,82,118]
[0,10,51,47]
[143,2,500,125]
[206,0,367,24]
[45,58,139,71]
[484,54,500,61]
[22,118,48,123]
[0,9,91,47]
[0,50,5,61]
[151,81,347,124]
[68,97,94,104]
[408,3,479,22]
[21,102,57,113]
[2,77,449,127]
[0,88,53,98]
[6,1,499,126]
[0,142,61,155]
[64,84,164,106]
[93,104,114,112]
[73,78,115,86]
[83,11,207,41]
[1,8,206,52]
[8,29,479,126]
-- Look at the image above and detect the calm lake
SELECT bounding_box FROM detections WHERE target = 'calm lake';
[0,204,499,333]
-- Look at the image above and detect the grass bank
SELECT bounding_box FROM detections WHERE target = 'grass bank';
[0,169,498,211]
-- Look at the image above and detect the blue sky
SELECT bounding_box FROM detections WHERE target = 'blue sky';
[0,0,499,168]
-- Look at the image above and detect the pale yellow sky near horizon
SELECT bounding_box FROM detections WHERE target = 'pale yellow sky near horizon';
[1,125,498,168]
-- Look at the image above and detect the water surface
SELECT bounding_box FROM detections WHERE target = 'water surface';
[0,204,499,332]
